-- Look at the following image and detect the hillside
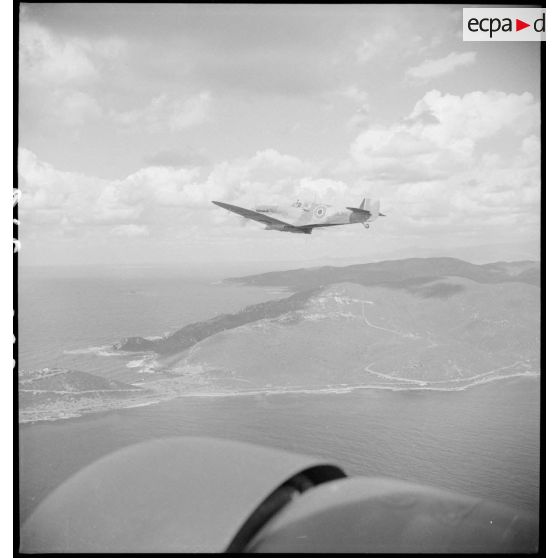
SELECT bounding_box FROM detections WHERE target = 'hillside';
[114,288,319,355]
[114,258,539,361]
[167,277,539,390]
[22,258,541,421]
[226,257,540,289]
[111,258,540,391]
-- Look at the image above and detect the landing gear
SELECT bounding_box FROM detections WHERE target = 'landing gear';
[362,223,370,229]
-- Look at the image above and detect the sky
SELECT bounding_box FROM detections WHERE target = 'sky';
[18,3,541,268]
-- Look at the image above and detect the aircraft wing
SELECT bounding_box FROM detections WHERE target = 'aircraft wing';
[297,223,344,231]
[212,201,291,227]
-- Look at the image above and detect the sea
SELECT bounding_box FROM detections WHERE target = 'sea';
[18,265,541,525]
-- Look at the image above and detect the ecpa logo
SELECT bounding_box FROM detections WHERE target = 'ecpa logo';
[463,8,545,42]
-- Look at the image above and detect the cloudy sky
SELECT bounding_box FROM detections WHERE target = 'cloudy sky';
[18,3,541,268]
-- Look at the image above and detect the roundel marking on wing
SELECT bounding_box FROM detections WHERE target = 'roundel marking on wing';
[313,205,327,220]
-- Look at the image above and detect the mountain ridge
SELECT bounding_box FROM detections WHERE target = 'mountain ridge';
[114,257,539,356]
[225,257,540,290]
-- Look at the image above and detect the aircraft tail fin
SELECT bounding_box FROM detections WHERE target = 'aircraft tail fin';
[361,199,382,221]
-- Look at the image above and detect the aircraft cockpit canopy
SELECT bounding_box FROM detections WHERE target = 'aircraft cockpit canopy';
[292,200,312,210]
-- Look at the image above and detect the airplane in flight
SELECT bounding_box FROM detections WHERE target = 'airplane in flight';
[212,198,385,234]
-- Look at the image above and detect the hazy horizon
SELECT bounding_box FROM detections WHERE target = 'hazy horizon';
[18,250,541,276]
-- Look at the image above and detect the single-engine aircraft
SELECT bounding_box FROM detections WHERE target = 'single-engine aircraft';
[212,198,385,234]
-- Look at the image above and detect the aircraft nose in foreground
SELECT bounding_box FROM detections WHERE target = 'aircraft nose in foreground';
[21,437,538,553]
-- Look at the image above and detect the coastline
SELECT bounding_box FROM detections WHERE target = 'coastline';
[19,375,541,525]
[19,370,540,426]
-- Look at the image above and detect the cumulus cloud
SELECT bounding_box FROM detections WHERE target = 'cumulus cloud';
[111,92,212,130]
[393,153,539,227]
[350,90,539,178]
[170,92,212,129]
[20,22,97,84]
[355,27,398,63]
[52,89,103,126]
[347,89,540,233]
[111,224,149,237]
[19,17,127,130]
[17,73,541,267]
[520,135,540,164]
[18,147,327,239]
[405,51,477,81]
[26,87,212,131]
[346,104,372,131]
[297,178,348,202]
[119,166,204,207]
[338,85,369,104]
[143,147,210,167]
[19,20,125,85]
[20,80,540,247]
[18,148,141,226]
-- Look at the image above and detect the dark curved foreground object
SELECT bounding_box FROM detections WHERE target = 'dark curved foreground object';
[20,437,538,553]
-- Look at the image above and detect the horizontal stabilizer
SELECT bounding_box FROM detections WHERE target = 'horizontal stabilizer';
[346,206,371,215]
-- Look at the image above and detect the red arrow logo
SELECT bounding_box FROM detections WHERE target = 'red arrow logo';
[516,19,530,31]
